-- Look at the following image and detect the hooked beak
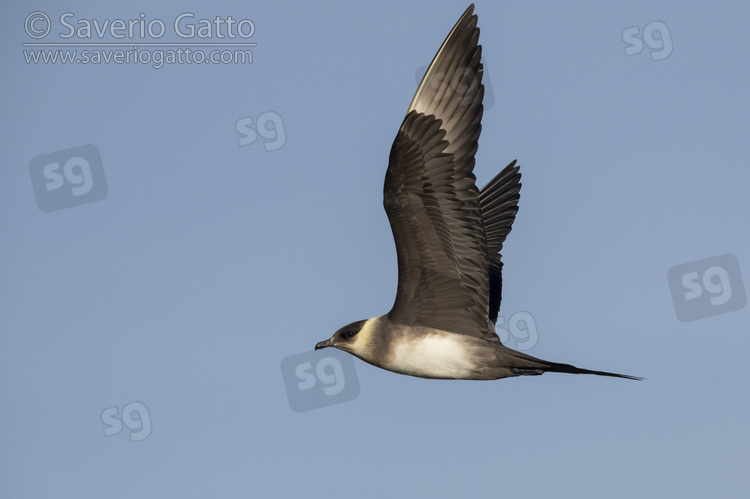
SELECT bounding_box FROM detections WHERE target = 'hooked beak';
[315,338,333,350]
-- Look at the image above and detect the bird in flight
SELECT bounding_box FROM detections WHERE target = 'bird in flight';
[315,5,640,381]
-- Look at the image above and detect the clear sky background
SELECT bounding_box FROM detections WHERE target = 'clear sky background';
[2,1,749,497]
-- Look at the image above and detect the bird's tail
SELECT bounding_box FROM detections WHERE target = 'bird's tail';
[506,348,643,380]
[532,361,643,380]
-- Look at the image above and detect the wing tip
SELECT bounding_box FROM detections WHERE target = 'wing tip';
[408,4,482,115]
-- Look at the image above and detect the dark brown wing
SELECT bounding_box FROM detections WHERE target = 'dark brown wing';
[384,5,496,339]
[479,161,521,324]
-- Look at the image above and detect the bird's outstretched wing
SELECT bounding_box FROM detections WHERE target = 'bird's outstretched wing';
[384,5,495,339]
[480,161,521,324]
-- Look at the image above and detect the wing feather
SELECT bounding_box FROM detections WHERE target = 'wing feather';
[479,161,522,324]
[384,5,495,339]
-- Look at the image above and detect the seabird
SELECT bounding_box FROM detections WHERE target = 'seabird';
[315,5,640,381]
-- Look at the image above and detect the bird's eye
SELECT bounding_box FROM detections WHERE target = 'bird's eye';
[342,330,357,340]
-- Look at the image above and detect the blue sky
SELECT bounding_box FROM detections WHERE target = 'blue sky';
[2,1,749,497]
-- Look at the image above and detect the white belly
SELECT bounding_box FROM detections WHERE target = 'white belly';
[388,334,477,379]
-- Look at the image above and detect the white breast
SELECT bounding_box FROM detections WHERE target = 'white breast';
[388,334,477,379]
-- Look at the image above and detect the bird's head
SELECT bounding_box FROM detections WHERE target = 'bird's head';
[315,319,373,356]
